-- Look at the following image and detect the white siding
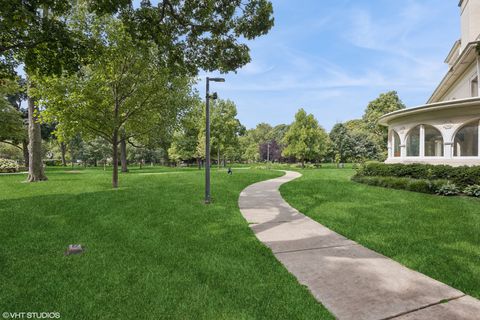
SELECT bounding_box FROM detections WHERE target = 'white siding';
[440,62,478,101]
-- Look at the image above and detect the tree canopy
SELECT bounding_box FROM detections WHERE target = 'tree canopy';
[0,79,25,145]
[282,108,328,166]
[1,0,274,77]
[34,17,194,187]
[363,91,406,146]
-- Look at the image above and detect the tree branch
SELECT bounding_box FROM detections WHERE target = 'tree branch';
[0,140,23,150]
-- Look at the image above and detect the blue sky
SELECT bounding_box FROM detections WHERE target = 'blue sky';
[200,0,459,130]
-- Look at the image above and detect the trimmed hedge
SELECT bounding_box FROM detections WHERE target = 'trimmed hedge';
[352,175,446,195]
[0,159,19,173]
[357,162,480,188]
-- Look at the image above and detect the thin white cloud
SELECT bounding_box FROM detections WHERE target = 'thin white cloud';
[196,1,459,130]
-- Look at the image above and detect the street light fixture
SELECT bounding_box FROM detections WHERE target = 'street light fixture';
[205,76,225,204]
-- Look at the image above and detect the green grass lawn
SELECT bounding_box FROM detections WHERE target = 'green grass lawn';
[0,167,333,320]
[280,168,480,299]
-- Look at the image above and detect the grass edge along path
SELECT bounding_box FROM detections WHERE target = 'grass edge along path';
[280,168,480,300]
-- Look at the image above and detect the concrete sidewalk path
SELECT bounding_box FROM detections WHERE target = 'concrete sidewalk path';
[238,170,480,320]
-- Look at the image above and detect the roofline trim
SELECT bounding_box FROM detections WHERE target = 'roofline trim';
[379,97,480,126]
[427,41,479,104]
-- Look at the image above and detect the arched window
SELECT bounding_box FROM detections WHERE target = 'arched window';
[406,126,420,157]
[424,125,443,157]
[392,131,401,157]
[454,121,479,157]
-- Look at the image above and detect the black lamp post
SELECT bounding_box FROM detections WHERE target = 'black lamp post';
[205,77,225,204]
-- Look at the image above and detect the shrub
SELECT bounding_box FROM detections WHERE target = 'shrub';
[0,158,19,173]
[406,179,434,194]
[352,175,443,195]
[436,183,460,196]
[464,185,480,197]
[358,162,480,188]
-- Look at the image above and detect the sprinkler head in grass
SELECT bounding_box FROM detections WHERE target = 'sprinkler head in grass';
[64,244,84,256]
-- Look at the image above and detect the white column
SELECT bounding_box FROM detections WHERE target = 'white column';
[478,120,480,157]
[419,125,425,157]
[435,140,442,156]
[445,142,453,159]
[400,145,406,158]
[387,130,392,158]
[477,56,480,96]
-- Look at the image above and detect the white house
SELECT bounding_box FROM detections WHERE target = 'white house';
[380,0,480,166]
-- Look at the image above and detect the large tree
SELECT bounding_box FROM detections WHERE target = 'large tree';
[329,122,379,163]
[35,18,193,188]
[168,100,203,166]
[210,100,243,167]
[2,0,274,182]
[282,108,328,167]
[363,91,406,150]
[193,99,243,167]
[1,1,126,181]
[329,123,353,163]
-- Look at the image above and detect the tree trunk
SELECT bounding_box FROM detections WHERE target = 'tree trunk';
[120,135,128,173]
[112,132,119,188]
[27,92,47,182]
[217,149,220,169]
[301,159,305,168]
[60,142,67,166]
[223,155,226,167]
[197,158,201,170]
[22,139,29,167]
[71,147,75,168]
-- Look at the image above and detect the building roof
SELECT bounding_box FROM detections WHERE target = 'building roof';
[444,39,461,64]
[427,41,479,103]
[378,97,480,126]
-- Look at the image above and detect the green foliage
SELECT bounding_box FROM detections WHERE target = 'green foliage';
[33,16,195,186]
[326,92,406,163]
[362,91,405,150]
[0,1,117,77]
[125,0,274,75]
[281,169,480,299]
[464,185,480,197]
[0,143,23,161]
[0,79,25,143]
[83,138,111,165]
[2,1,274,77]
[436,183,460,196]
[210,100,244,160]
[0,168,333,319]
[239,134,261,162]
[238,123,289,163]
[358,162,480,188]
[351,175,444,194]
[363,91,406,135]
[193,99,243,163]
[168,100,202,162]
[282,108,328,165]
[329,122,379,163]
[0,158,19,173]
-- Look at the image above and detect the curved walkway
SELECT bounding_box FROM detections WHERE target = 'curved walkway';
[238,170,480,320]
